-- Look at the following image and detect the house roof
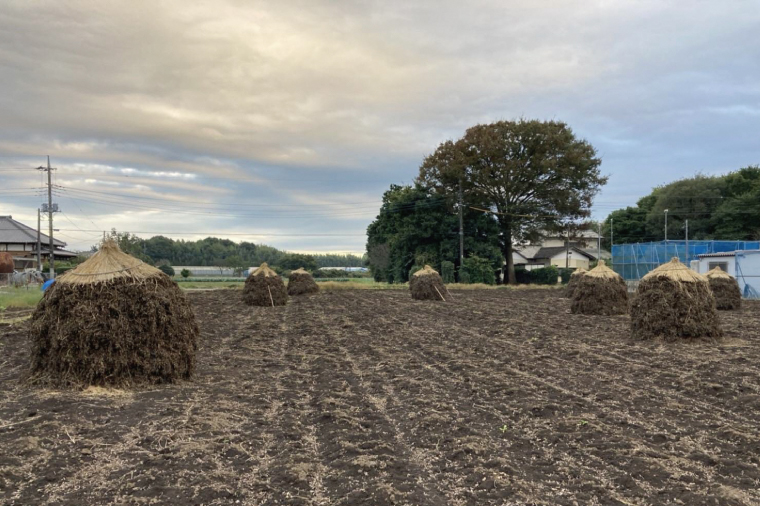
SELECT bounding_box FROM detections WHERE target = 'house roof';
[532,246,596,260]
[0,215,66,248]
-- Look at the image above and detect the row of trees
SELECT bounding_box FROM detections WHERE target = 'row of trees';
[602,166,760,246]
[367,119,606,284]
[103,231,365,273]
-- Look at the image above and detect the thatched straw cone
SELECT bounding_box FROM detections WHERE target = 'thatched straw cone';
[706,266,742,310]
[570,261,628,315]
[287,267,319,296]
[563,267,587,298]
[410,265,448,301]
[630,258,722,341]
[27,239,199,388]
[243,262,288,306]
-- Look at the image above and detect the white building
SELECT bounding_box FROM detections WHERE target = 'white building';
[695,250,760,298]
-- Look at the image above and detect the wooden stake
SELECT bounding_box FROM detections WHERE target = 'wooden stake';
[267,285,275,307]
[434,286,446,301]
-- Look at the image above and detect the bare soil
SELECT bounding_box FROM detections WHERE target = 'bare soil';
[1,289,760,505]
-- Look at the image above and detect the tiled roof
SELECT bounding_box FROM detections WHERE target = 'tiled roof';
[0,215,66,247]
[532,246,596,260]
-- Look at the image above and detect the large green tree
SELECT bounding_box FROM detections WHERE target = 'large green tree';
[418,119,606,284]
[603,166,760,246]
[366,184,501,283]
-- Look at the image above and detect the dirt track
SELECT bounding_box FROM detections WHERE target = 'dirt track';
[2,289,760,505]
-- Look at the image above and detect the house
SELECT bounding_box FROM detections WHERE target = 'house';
[695,250,760,298]
[0,215,78,269]
[512,229,608,271]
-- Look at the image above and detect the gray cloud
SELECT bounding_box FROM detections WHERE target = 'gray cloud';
[1,0,759,252]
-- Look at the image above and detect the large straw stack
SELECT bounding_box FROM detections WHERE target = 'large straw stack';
[706,266,742,310]
[287,267,319,296]
[570,261,628,315]
[630,258,722,341]
[27,239,198,388]
[243,262,288,306]
[0,252,13,274]
[410,265,448,301]
[564,267,587,298]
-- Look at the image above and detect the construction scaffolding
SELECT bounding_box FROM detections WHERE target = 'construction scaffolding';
[611,240,760,281]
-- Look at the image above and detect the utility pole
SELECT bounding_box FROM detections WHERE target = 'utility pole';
[36,209,42,270]
[37,156,58,279]
[565,226,570,268]
[610,217,614,267]
[597,222,601,262]
[458,179,464,267]
[664,209,669,241]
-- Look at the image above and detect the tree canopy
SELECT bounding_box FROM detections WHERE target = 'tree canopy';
[418,119,606,283]
[603,166,760,246]
[366,184,502,283]
[99,230,363,271]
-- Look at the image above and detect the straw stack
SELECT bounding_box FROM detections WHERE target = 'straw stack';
[27,239,199,388]
[630,258,721,340]
[705,266,742,310]
[564,267,587,299]
[409,265,448,301]
[243,262,288,306]
[570,261,628,315]
[287,267,319,296]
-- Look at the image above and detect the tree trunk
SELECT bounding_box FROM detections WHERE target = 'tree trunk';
[501,224,516,284]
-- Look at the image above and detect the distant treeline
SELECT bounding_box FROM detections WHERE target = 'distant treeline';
[101,231,365,271]
[602,166,760,246]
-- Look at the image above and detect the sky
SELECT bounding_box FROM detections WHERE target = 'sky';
[1,0,759,254]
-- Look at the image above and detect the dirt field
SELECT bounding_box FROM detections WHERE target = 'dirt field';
[2,289,760,505]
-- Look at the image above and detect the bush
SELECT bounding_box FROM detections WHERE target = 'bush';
[408,264,423,281]
[180,269,191,278]
[440,261,455,284]
[158,265,175,277]
[528,266,559,285]
[559,268,574,284]
[460,256,495,285]
[514,266,531,284]
[312,269,370,279]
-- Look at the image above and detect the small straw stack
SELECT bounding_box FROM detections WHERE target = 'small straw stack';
[705,266,742,310]
[243,262,288,306]
[409,265,448,301]
[630,258,722,341]
[570,261,628,315]
[287,267,320,296]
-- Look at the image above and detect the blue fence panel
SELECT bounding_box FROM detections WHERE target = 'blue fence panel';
[611,241,760,280]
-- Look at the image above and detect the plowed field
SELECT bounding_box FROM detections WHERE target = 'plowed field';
[2,289,760,505]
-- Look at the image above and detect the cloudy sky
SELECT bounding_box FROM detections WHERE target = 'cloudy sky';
[1,0,758,254]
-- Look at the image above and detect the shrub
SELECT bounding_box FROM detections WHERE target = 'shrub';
[559,268,574,284]
[158,265,175,277]
[180,269,191,278]
[458,269,471,284]
[528,266,559,285]
[440,261,455,284]
[514,266,531,284]
[461,256,495,285]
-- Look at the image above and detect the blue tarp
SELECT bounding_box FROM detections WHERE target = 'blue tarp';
[611,240,760,280]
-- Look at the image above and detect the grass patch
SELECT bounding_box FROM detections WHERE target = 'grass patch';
[318,281,402,291]
[0,287,43,311]
[449,283,563,290]
[179,281,244,290]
